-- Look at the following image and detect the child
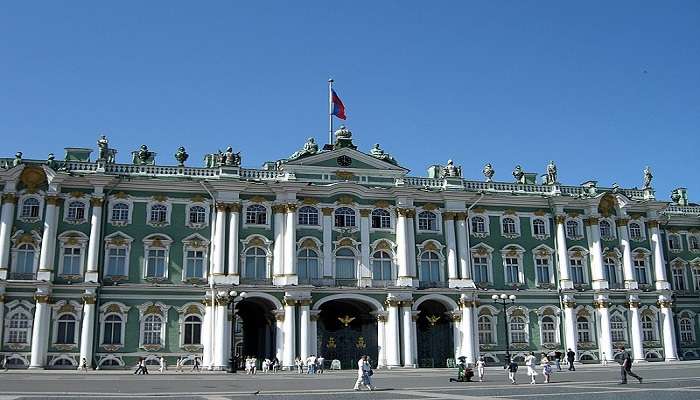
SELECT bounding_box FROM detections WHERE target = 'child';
[541,354,552,383]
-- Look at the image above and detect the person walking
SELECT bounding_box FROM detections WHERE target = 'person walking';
[295,356,303,374]
[78,357,88,372]
[554,351,562,371]
[353,355,375,391]
[541,354,552,383]
[566,348,576,371]
[601,352,608,366]
[272,358,280,373]
[618,346,643,384]
[175,357,183,372]
[525,352,538,384]
[307,355,316,374]
[134,357,144,375]
[141,358,149,375]
[476,356,486,382]
[159,356,167,373]
[316,356,324,374]
[191,356,200,372]
[507,359,518,384]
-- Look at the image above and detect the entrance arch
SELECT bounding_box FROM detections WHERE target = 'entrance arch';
[235,295,279,361]
[416,299,455,368]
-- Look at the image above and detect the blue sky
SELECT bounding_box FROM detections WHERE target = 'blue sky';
[1,1,699,200]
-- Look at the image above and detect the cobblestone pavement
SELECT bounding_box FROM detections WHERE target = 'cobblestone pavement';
[1,362,699,400]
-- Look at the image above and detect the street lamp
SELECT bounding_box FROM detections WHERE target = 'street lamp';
[228,291,247,373]
[492,293,517,363]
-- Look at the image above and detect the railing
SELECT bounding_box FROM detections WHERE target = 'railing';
[8,272,37,280]
[371,280,396,288]
[334,278,359,287]
[664,205,700,215]
[417,280,449,289]
[297,278,335,286]
[239,278,273,286]
[239,169,286,180]
[403,177,443,188]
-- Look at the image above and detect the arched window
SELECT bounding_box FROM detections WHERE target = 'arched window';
[604,257,619,288]
[61,246,82,276]
[679,317,695,343]
[244,247,267,279]
[245,204,267,225]
[642,315,656,341]
[298,206,319,226]
[418,211,437,231]
[690,236,700,251]
[56,314,76,344]
[7,312,30,344]
[419,251,441,283]
[535,256,551,285]
[298,248,319,280]
[53,358,74,366]
[629,223,642,240]
[541,316,556,344]
[184,249,205,279]
[509,316,527,344]
[599,220,612,238]
[143,315,163,345]
[334,207,356,228]
[150,204,168,223]
[577,316,591,343]
[67,201,86,221]
[100,358,122,367]
[188,206,206,225]
[21,197,40,218]
[478,315,494,344]
[502,217,517,235]
[566,220,580,238]
[532,219,546,236]
[183,315,202,345]
[335,248,356,280]
[111,203,130,222]
[371,209,391,229]
[371,250,394,281]
[504,256,520,284]
[610,315,626,342]
[103,314,123,345]
[471,216,486,234]
[14,243,36,275]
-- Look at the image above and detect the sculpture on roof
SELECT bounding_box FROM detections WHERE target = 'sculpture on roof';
[174,146,189,167]
[333,126,357,149]
[204,146,241,168]
[643,166,653,189]
[482,163,495,182]
[512,165,525,184]
[545,160,557,185]
[440,159,462,178]
[288,137,319,161]
[369,143,397,165]
[96,135,116,163]
[131,144,156,165]
[46,153,58,170]
[13,152,22,167]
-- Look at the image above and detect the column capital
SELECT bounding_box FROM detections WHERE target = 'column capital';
[657,299,672,308]
[272,204,286,213]
[562,300,576,308]
[395,207,412,217]
[283,297,297,307]
[442,212,455,221]
[215,203,229,212]
[285,203,298,213]
[647,220,659,228]
[34,294,50,304]
[359,209,371,218]
[1,193,18,203]
[555,214,567,224]
[626,300,641,308]
[82,294,97,305]
[583,216,599,226]
[202,298,214,307]
[90,197,104,207]
[298,299,312,307]
[592,299,610,309]
[385,298,400,307]
[321,207,334,216]
[455,212,467,220]
[0,294,5,303]
[616,218,629,226]
[229,203,242,213]
[45,195,62,206]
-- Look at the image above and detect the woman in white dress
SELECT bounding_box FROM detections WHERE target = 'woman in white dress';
[524,352,538,384]
[475,356,486,382]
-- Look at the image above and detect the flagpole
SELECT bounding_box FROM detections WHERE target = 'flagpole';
[328,78,334,146]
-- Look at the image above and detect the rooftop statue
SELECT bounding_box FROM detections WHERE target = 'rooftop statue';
[333,126,357,149]
[132,144,156,166]
[335,125,352,140]
[512,165,525,184]
[46,153,58,170]
[288,137,319,161]
[174,146,189,167]
[13,151,22,167]
[441,159,462,178]
[96,134,116,163]
[204,146,241,168]
[643,166,653,189]
[369,143,397,165]
[545,160,557,185]
[483,163,495,182]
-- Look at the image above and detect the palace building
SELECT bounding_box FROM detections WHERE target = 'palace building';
[0,127,699,370]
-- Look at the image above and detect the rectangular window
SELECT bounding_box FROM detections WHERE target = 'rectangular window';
[107,248,127,276]
[185,250,204,279]
[146,249,167,278]
[473,257,489,284]
[505,257,519,284]
[673,268,686,291]
[570,259,585,284]
[62,247,81,275]
[634,260,648,284]
[536,258,550,284]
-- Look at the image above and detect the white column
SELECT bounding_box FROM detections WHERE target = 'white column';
[401,301,416,367]
[79,293,96,368]
[385,299,401,367]
[37,196,60,281]
[452,315,462,361]
[460,296,476,364]
[0,193,17,278]
[275,312,284,363]
[321,208,333,278]
[471,306,480,362]
[376,313,387,368]
[228,204,241,281]
[554,215,573,289]
[309,311,319,357]
[562,295,578,360]
[455,212,470,280]
[628,296,645,362]
[659,295,678,361]
[594,296,613,362]
[213,297,230,370]
[617,218,637,289]
[395,209,411,286]
[212,204,227,276]
[282,297,296,368]
[411,311,419,365]
[0,293,5,348]
[29,290,51,368]
[649,220,670,290]
[272,205,286,280]
[283,205,298,285]
[407,211,417,278]
[84,198,103,283]
[202,298,213,367]
[299,300,310,361]
[359,209,371,286]
[586,216,607,290]
[444,213,459,283]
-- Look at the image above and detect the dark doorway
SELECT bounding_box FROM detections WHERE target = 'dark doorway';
[417,300,454,368]
[235,298,276,360]
[318,299,378,369]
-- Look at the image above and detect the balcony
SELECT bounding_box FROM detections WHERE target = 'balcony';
[239,278,273,286]
[334,278,360,287]
[418,280,449,289]
[8,272,37,280]
[297,278,335,287]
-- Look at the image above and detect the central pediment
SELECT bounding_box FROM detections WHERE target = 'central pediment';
[283,147,409,178]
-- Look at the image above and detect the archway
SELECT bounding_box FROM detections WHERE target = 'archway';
[416,300,454,368]
[318,299,378,369]
[235,297,278,361]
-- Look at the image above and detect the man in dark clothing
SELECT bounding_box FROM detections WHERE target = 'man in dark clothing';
[566,348,576,371]
[618,346,643,384]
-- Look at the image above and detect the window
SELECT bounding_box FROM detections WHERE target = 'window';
[473,256,489,284]
[245,204,267,225]
[150,204,168,223]
[145,249,167,278]
[505,257,520,284]
[61,247,82,275]
[13,244,36,275]
[244,247,267,279]
[610,315,626,342]
[298,206,319,226]
[334,207,356,228]
[532,219,546,237]
[183,315,202,345]
[599,220,612,238]
[106,248,127,277]
[642,315,655,341]
[566,220,580,238]
[629,223,642,240]
[111,203,130,222]
[510,316,527,344]
[502,217,517,235]
[419,251,441,282]
[693,267,700,291]
[184,250,205,279]
[21,197,40,218]
[634,259,648,285]
[669,235,681,251]
[689,236,700,251]
[604,258,619,288]
[103,314,123,345]
[673,266,686,291]
[471,216,486,234]
[335,248,356,280]
[371,209,391,229]
[417,211,437,231]
[298,248,319,280]
[679,318,695,343]
[577,316,591,343]
[371,250,394,281]
[570,258,585,285]
[56,314,76,344]
[188,206,206,225]
[7,312,30,344]
[478,316,494,344]
[143,315,162,345]
[535,257,550,285]
[541,316,556,344]
[67,201,86,221]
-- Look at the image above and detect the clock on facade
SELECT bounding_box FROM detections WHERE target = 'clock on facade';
[336,155,352,167]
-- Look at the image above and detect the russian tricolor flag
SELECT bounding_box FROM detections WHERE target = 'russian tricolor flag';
[331,89,346,120]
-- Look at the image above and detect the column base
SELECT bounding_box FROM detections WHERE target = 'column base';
[227,274,240,285]
[385,364,403,369]
[396,277,415,287]
[211,274,238,285]
[358,277,372,288]
[84,271,100,283]
[0,268,7,280]
[655,281,671,290]
[273,275,298,286]
[559,279,574,290]
[402,364,417,368]
[28,365,46,370]
[36,270,53,282]
[624,281,639,290]
[449,279,475,289]
[591,280,609,290]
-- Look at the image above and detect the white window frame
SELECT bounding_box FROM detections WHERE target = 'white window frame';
[297,206,320,227]
[500,245,525,285]
[17,193,44,223]
[146,199,172,227]
[334,207,358,229]
[9,230,41,278]
[107,196,134,226]
[185,202,210,229]
[99,302,130,349]
[603,253,623,289]
[568,246,591,285]
[370,249,396,282]
[137,302,171,350]
[632,248,652,286]
[599,218,616,240]
[691,260,700,292]
[470,213,490,238]
[57,231,89,278]
[530,217,550,240]
[370,208,393,230]
[142,234,173,280]
[576,314,593,344]
[103,232,134,279]
[628,220,646,242]
[640,309,660,342]
[243,202,270,228]
[609,312,628,344]
[677,311,696,344]
[532,245,555,287]
[536,307,561,346]
[298,247,322,281]
[50,300,82,347]
[500,214,521,239]
[181,234,209,281]
[507,306,530,345]
[470,243,494,285]
[476,307,499,345]
[565,217,584,240]
[688,233,700,254]
[3,300,35,347]
[177,302,205,349]
[416,240,446,283]
[668,233,683,253]
[62,197,89,225]
[239,235,273,279]
[670,258,688,291]
[416,209,442,234]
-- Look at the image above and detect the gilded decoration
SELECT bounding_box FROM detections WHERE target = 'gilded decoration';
[20,165,46,191]
[584,217,598,226]
[271,204,286,213]
[555,215,567,224]
[300,238,317,249]
[145,304,162,316]
[335,171,354,180]
[321,207,334,216]
[534,210,546,217]
[657,300,672,308]
[647,220,659,228]
[598,194,617,217]
[248,237,265,247]
[592,300,610,309]
[337,315,355,327]
[355,337,367,349]
[216,203,228,212]
[34,294,50,304]
[442,212,455,220]
[455,212,467,220]
[46,196,61,206]
[249,196,266,204]
[191,194,205,203]
[577,309,591,317]
[503,209,516,215]
[472,207,486,214]
[69,191,85,198]
[90,197,104,207]
[302,197,320,205]
[616,218,629,226]
[338,238,354,247]
[114,192,129,199]
[82,295,96,305]
[422,203,438,211]
[229,203,241,213]
[374,200,391,209]
[627,301,640,308]
[423,242,438,251]
[1,193,18,203]
[474,247,488,256]
[563,300,576,308]
[536,248,550,257]
[359,209,371,217]
[58,304,75,313]
[374,240,391,251]
[326,337,336,349]
[285,203,298,212]
[336,195,355,205]
[0,294,5,303]
[510,308,525,317]
[106,304,122,313]
[152,194,168,202]
[17,233,36,245]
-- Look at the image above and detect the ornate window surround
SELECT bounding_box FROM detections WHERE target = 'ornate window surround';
[499,213,521,239]
[415,207,442,234]
[142,234,173,280]
[369,239,397,282]
[3,300,34,349]
[181,233,210,282]
[639,306,661,343]
[145,197,172,227]
[239,234,273,279]
[297,205,321,229]
[687,231,700,254]
[62,196,90,225]
[297,236,324,279]
[565,216,584,240]
[9,230,41,277]
[690,258,700,291]
[176,302,205,350]
[532,244,555,287]
[103,232,134,280]
[574,305,597,346]
[608,306,629,345]
[628,219,646,242]
[476,305,500,346]
[670,257,689,291]
[332,239,361,280]
[470,243,494,285]
[599,217,617,241]
[185,201,210,229]
[500,244,526,286]
[416,239,446,282]
[469,212,490,238]
[677,310,697,344]
[242,201,271,229]
[137,302,171,351]
[99,302,130,350]
[530,216,550,240]
[17,191,45,223]
[568,246,591,285]
[667,232,683,253]
[57,230,89,278]
[602,248,624,289]
[370,208,394,231]
[107,194,134,226]
[50,300,83,348]
[535,306,561,347]
[506,305,530,346]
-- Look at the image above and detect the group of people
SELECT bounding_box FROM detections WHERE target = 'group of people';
[243,356,280,374]
[293,355,325,374]
[133,356,201,374]
[353,355,375,391]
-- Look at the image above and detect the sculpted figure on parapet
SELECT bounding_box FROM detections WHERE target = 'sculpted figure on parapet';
[545,160,557,185]
[204,146,241,168]
[482,163,494,182]
[644,166,653,189]
[369,143,397,165]
[288,137,319,161]
[512,165,525,184]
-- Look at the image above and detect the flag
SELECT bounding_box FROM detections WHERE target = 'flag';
[331,89,346,120]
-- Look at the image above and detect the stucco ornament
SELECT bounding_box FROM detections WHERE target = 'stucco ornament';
[288,137,319,161]
[643,166,653,189]
[441,159,462,178]
[174,146,189,166]
[369,143,397,165]
[512,165,525,184]
[545,160,557,185]
[482,163,495,182]
[13,151,22,167]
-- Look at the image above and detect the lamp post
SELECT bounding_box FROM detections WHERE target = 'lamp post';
[492,293,517,363]
[228,291,247,373]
